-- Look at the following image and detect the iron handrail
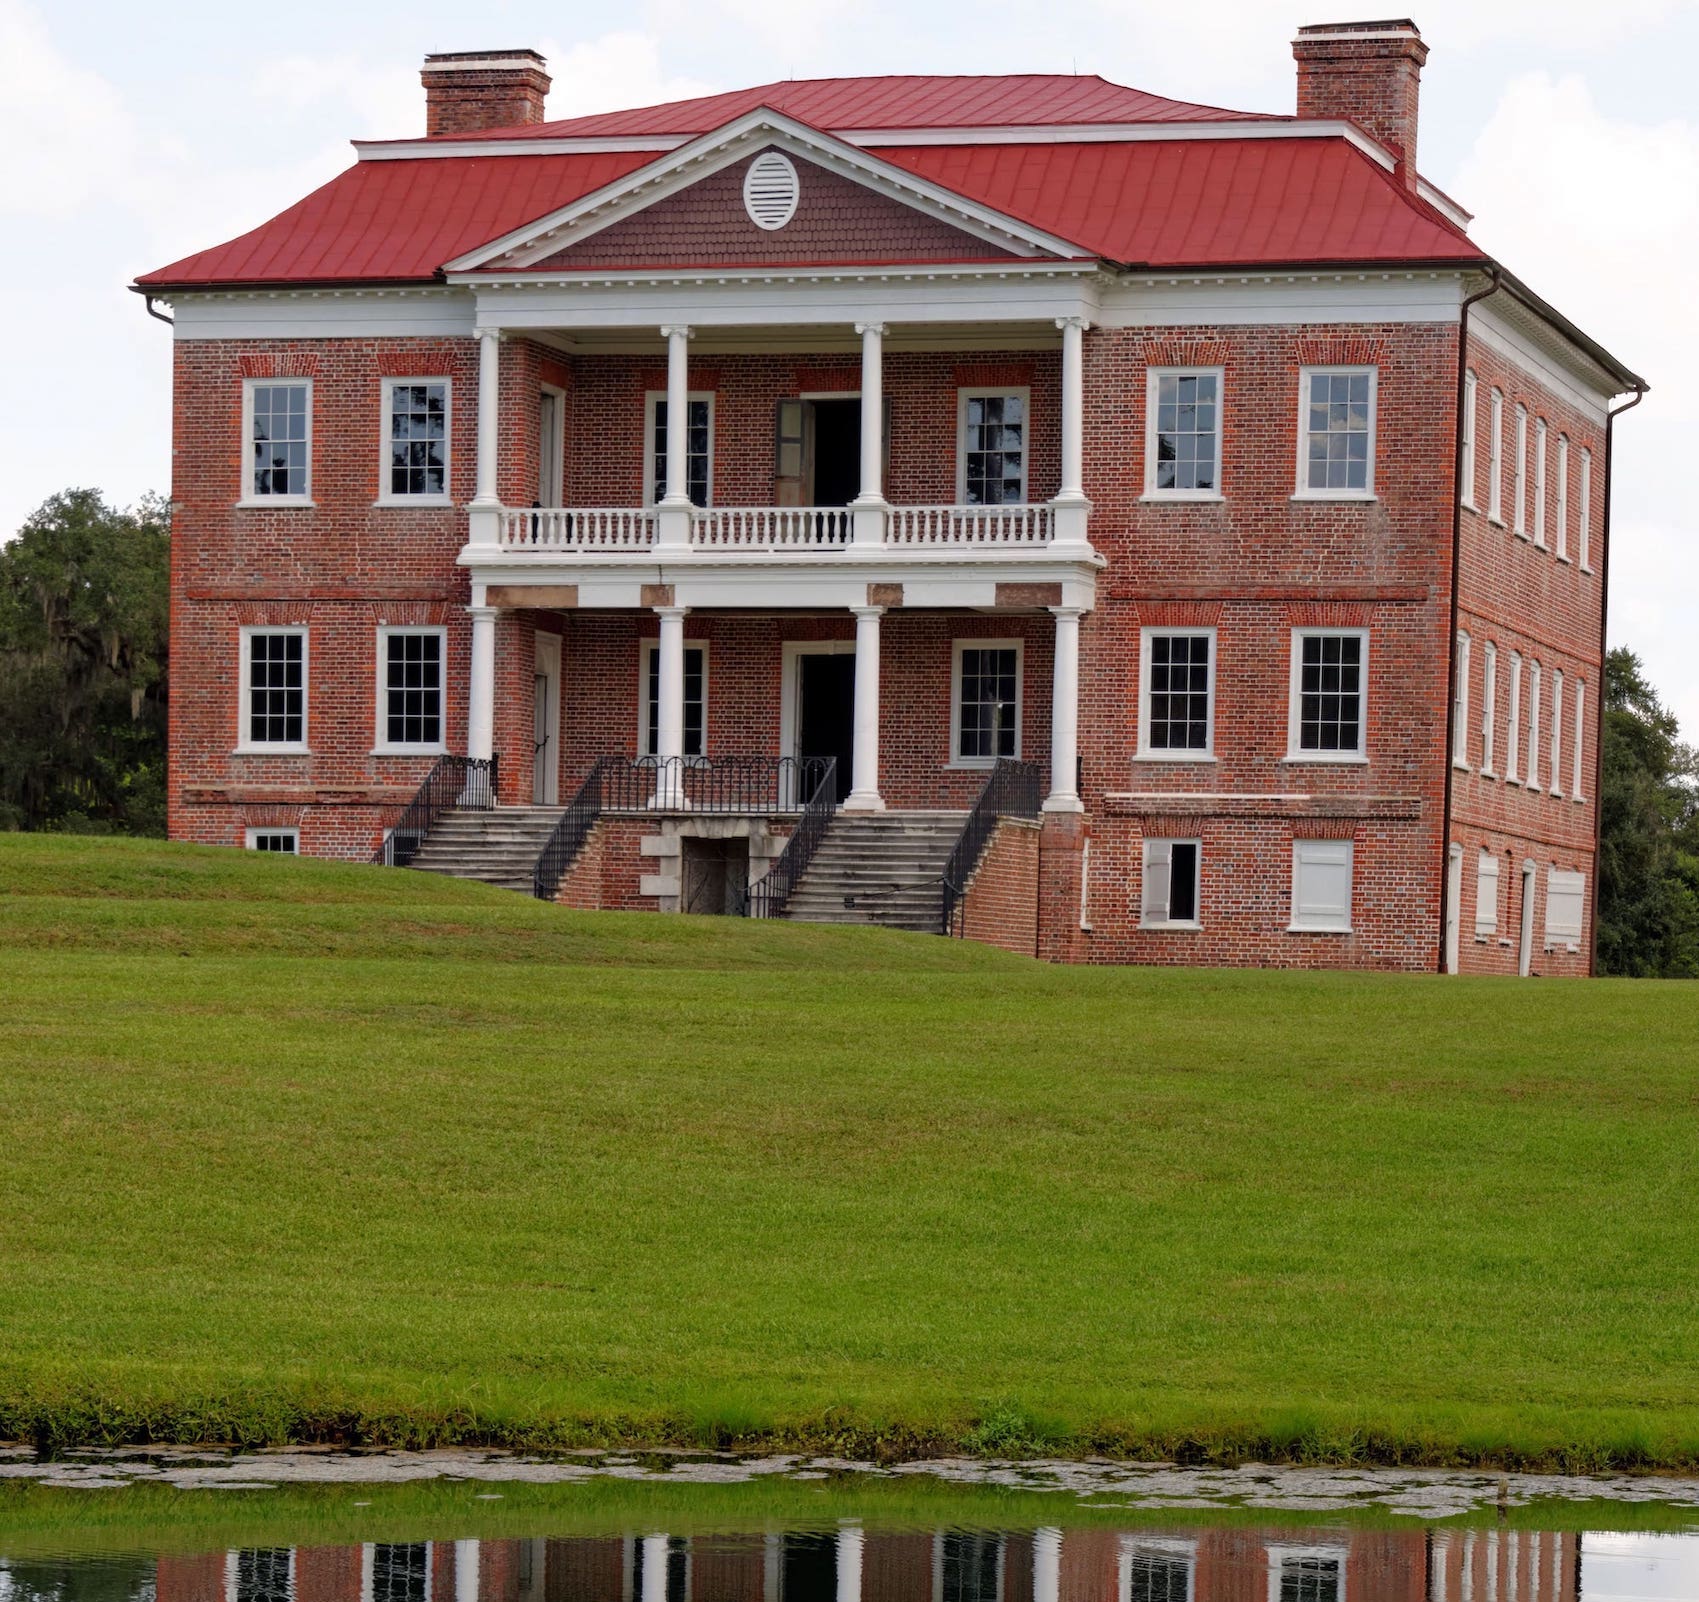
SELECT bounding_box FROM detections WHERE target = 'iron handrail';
[746,758,840,920]
[533,754,616,900]
[939,758,1042,935]
[376,754,499,867]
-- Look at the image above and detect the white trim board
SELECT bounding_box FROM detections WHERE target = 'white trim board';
[168,288,475,341]
[1470,300,1615,422]
[443,108,1087,271]
[357,117,1396,169]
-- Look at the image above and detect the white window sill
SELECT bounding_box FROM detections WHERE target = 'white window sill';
[943,759,1010,771]
[1581,564,1595,576]
[1574,793,1588,804]
[1550,790,1565,801]
[1533,540,1548,552]
[1557,552,1572,565]
[1288,922,1352,934]
[1282,752,1369,766]
[1134,750,1217,764]
[1141,919,1203,931]
[1489,513,1506,528]
[374,495,454,509]
[1526,782,1543,794]
[1290,493,1378,504]
[1513,528,1530,541]
[1453,758,1471,771]
[233,745,310,756]
[1461,498,1478,513]
[236,497,315,510]
[372,745,448,757]
[1139,492,1225,504]
[1474,933,1494,944]
[1506,776,1522,787]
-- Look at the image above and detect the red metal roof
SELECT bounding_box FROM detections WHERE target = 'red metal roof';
[873,137,1482,268]
[421,74,1275,142]
[137,150,655,287]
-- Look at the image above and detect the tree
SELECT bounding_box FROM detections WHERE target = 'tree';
[0,488,169,834]
[1596,647,1699,977]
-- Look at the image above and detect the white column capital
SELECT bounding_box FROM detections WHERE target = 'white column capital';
[466,603,500,620]
[1047,604,1086,620]
[854,320,888,337]
[659,323,693,340]
[850,604,886,619]
[1055,314,1091,332]
[651,602,690,619]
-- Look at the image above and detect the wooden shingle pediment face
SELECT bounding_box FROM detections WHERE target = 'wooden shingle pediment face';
[527,146,1019,270]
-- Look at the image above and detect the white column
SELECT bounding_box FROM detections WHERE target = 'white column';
[835,1525,863,1602]
[852,322,889,546]
[467,603,498,764]
[1034,1529,1062,1602]
[474,329,501,506]
[641,1538,669,1602]
[455,1542,480,1602]
[1045,606,1084,812]
[844,606,885,811]
[1056,316,1087,501]
[657,324,693,549]
[653,605,688,808]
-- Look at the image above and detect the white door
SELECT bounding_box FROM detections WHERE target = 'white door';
[1518,860,1536,977]
[538,389,563,506]
[532,636,561,804]
[1444,844,1462,974]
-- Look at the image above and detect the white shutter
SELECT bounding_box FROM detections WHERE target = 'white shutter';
[1545,869,1585,945]
[1141,839,1172,924]
[1292,839,1353,931]
[1475,851,1500,937]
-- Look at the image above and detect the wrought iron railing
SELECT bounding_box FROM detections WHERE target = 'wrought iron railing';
[747,758,840,920]
[378,754,499,868]
[939,758,1042,935]
[531,755,837,901]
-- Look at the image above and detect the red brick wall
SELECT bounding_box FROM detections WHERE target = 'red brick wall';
[1449,329,1604,976]
[959,817,1039,955]
[539,148,1010,269]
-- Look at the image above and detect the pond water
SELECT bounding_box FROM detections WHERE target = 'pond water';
[2,1452,1697,1602]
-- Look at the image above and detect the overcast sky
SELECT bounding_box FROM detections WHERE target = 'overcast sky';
[4,0,1696,731]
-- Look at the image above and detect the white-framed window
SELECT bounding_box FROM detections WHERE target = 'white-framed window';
[1506,652,1523,784]
[374,627,447,753]
[237,626,308,753]
[1555,435,1570,561]
[1513,403,1529,537]
[1290,839,1353,933]
[379,378,451,503]
[1459,368,1477,508]
[229,1547,298,1602]
[1296,366,1376,498]
[1549,667,1565,798]
[1579,447,1593,571]
[1265,1544,1347,1602]
[1481,641,1498,777]
[1545,868,1585,948]
[1145,368,1223,498]
[645,391,714,507]
[1526,659,1543,790]
[364,1543,432,1602]
[1452,630,1471,768]
[639,639,708,758]
[244,828,299,855]
[1532,418,1548,547]
[951,639,1022,765]
[1138,628,1216,759]
[1487,387,1504,523]
[241,379,312,504]
[1119,1536,1197,1602]
[1475,849,1500,938]
[957,388,1029,504]
[1141,838,1202,929]
[1573,678,1587,800]
[1286,629,1369,761]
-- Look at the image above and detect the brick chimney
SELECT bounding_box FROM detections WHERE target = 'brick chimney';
[421,50,551,137]
[1293,19,1428,187]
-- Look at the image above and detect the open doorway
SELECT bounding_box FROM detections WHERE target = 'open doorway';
[775,397,871,508]
[532,634,561,804]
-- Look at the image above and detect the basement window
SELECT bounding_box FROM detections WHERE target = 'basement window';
[1141,839,1201,929]
[244,829,298,854]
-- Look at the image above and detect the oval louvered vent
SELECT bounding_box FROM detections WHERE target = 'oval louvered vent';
[743,151,800,231]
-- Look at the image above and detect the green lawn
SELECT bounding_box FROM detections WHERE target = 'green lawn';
[2,834,1697,1468]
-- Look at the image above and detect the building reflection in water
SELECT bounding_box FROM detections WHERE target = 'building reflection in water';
[144,1524,1583,1602]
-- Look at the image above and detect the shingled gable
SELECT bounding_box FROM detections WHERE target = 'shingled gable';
[444,107,1087,275]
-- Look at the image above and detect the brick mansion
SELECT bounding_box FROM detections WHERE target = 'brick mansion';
[136,18,1644,972]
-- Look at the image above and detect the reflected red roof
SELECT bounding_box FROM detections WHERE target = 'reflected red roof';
[420,74,1275,142]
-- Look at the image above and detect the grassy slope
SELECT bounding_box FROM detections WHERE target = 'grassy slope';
[2,835,1697,1467]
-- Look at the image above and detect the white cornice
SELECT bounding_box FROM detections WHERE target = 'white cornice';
[1471,298,1619,418]
[355,116,1396,171]
[443,108,1090,272]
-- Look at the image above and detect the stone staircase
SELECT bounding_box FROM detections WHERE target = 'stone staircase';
[406,805,565,895]
[784,810,968,934]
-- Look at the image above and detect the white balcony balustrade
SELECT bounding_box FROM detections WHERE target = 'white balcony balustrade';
[692,507,853,550]
[887,504,1054,546]
[501,507,656,550]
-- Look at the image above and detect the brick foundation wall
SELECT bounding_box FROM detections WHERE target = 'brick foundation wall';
[959,817,1040,956]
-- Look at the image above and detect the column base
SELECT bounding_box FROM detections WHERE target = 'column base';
[1042,795,1085,813]
[842,792,886,812]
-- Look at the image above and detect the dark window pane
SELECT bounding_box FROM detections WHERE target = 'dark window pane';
[1148,633,1211,750]
[1298,634,1363,752]
[963,392,1025,504]
[384,633,443,746]
[387,383,448,496]
[958,647,1018,758]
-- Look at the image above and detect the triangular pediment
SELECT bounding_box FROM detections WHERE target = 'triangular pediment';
[446,110,1088,273]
